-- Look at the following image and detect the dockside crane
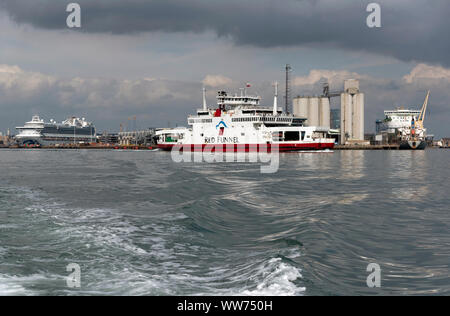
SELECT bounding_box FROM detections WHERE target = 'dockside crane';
[416,90,430,130]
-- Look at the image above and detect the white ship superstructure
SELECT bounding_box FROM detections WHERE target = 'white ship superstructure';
[156,85,335,152]
[16,115,96,146]
[379,109,421,133]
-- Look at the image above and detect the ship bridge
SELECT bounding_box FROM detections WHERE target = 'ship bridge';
[216,90,261,109]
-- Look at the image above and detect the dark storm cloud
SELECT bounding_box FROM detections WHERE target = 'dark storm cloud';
[1,0,450,66]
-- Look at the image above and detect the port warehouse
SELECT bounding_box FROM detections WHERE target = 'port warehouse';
[98,129,156,146]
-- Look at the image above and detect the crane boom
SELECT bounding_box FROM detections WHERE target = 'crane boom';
[416,90,430,129]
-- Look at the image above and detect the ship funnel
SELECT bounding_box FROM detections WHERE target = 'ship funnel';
[273,81,278,116]
[202,87,207,111]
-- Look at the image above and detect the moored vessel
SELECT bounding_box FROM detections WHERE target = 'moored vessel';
[375,91,430,150]
[156,84,335,152]
[15,115,96,146]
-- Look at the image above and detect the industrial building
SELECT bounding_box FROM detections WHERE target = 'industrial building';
[118,129,156,146]
[292,79,365,145]
[0,131,12,147]
[98,132,119,145]
[340,80,365,144]
[330,109,341,130]
[293,96,331,129]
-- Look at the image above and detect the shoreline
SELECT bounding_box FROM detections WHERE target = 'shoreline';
[1,145,448,150]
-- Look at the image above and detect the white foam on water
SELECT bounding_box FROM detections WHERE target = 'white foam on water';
[0,276,30,296]
[0,246,6,257]
[284,248,302,259]
[77,268,170,296]
[3,185,307,296]
[238,258,305,296]
[0,274,58,296]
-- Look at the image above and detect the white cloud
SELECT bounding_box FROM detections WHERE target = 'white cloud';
[0,64,198,108]
[293,69,367,87]
[202,75,233,88]
[0,64,207,132]
[0,64,22,74]
[0,64,56,97]
[403,63,450,84]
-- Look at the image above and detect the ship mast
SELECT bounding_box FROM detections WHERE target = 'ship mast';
[273,82,278,116]
[202,87,207,111]
[284,64,292,114]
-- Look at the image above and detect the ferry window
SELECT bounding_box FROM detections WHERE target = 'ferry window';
[301,131,306,141]
[272,131,283,142]
[284,131,300,141]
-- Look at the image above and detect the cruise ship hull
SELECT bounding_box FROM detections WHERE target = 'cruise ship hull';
[158,142,334,152]
[17,137,94,147]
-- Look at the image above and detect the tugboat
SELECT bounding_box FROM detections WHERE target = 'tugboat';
[156,83,335,152]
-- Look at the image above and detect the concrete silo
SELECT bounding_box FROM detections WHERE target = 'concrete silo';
[293,97,309,119]
[293,97,310,125]
[308,97,320,127]
[293,98,300,117]
[340,79,365,144]
[352,93,364,141]
[299,97,309,119]
[319,97,331,129]
[341,93,353,142]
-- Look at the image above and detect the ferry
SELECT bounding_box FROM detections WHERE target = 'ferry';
[15,115,96,146]
[156,84,335,152]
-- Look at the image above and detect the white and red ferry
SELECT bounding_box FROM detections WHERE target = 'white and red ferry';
[156,84,335,152]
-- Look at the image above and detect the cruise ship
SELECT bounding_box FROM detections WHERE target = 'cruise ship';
[156,85,335,152]
[15,115,96,146]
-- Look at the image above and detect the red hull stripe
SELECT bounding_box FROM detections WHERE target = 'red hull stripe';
[157,143,334,152]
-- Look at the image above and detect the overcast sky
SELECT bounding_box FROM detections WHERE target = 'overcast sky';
[0,0,449,137]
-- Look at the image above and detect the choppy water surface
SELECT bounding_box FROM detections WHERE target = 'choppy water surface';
[0,149,449,296]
